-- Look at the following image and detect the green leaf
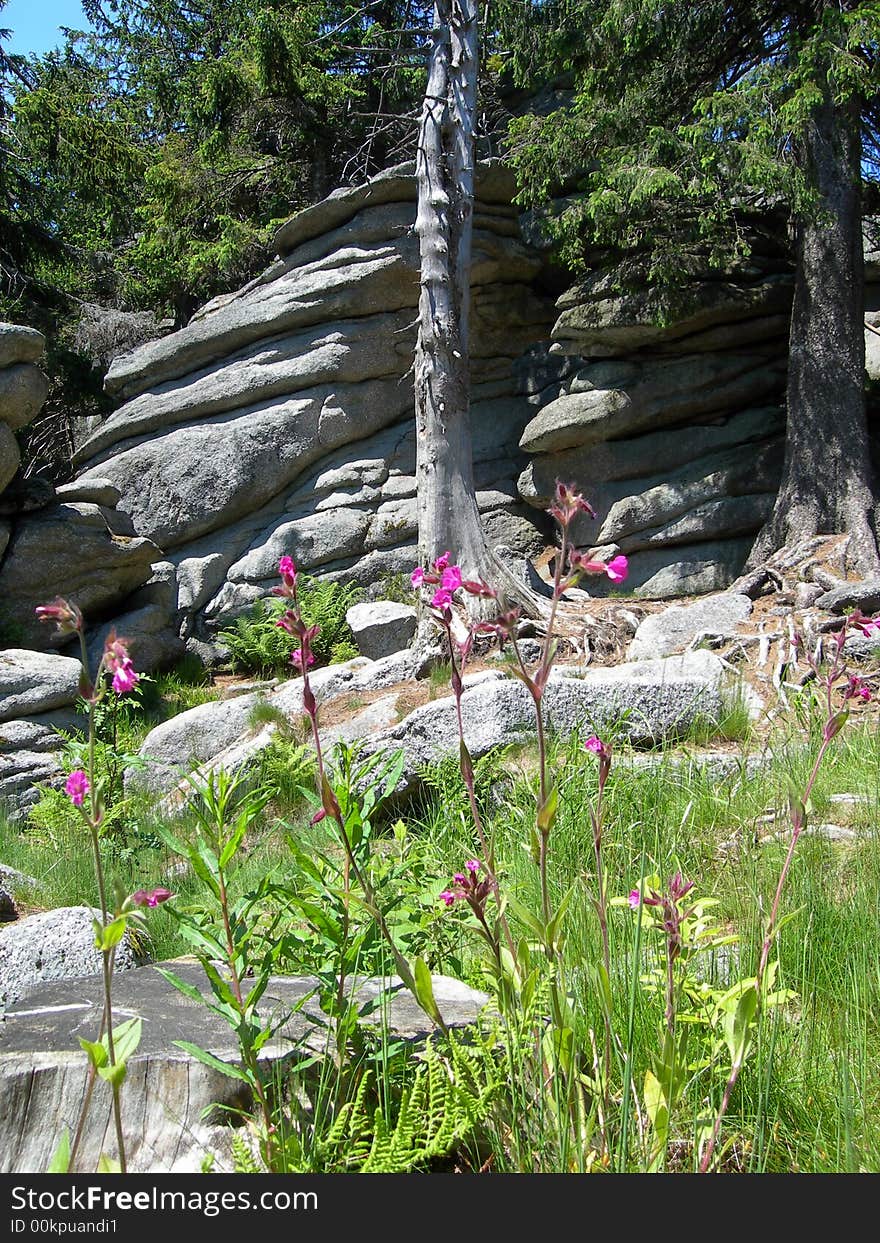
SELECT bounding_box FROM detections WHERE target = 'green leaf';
[722,984,758,1066]
[96,1154,121,1174]
[174,1041,251,1083]
[537,783,558,836]
[96,915,128,953]
[413,956,443,1027]
[643,1067,668,1132]
[155,966,207,1007]
[78,1036,109,1070]
[97,1060,128,1087]
[110,1017,142,1065]
[47,1131,71,1174]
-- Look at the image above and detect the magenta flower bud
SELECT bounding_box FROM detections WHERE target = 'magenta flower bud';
[35,597,84,636]
[433,551,451,573]
[65,770,90,807]
[310,807,327,826]
[453,873,468,885]
[465,859,480,873]
[130,887,174,908]
[439,890,457,907]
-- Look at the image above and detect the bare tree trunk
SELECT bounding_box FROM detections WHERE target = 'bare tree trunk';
[749,89,879,576]
[414,0,543,614]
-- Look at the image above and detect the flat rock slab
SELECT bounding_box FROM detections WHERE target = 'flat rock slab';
[360,651,729,794]
[0,960,489,1173]
[627,592,753,660]
[814,577,880,614]
[0,650,82,722]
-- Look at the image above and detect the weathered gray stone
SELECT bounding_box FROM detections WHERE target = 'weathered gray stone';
[54,477,122,507]
[274,158,516,257]
[520,407,783,499]
[78,313,416,463]
[519,353,786,454]
[346,600,417,660]
[0,713,82,816]
[79,378,414,550]
[618,494,775,553]
[0,363,49,432]
[0,650,82,722]
[0,906,142,1010]
[0,505,160,647]
[588,539,756,600]
[628,593,753,660]
[104,246,420,400]
[552,272,793,354]
[359,652,729,794]
[813,577,880,614]
[130,653,418,796]
[0,961,490,1173]
[88,605,185,674]
[0,421,20,494]
[0,323,45,369]
[0,889,16,922]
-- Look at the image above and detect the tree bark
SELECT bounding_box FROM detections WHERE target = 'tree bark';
[414,0,543,614]
[749,87,879,575]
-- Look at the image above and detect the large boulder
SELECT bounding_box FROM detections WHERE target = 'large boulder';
[0,906,142,1010]
[0,503,161,647]
[0,650,82,722]
[359,651,730,794]
[346,600,417,660]
[627,593,753,660]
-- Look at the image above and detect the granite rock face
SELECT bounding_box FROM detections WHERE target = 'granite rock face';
[0,905,142,1010]
[74,161,556,650]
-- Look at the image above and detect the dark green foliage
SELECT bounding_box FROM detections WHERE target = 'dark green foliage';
[503,1,880,280]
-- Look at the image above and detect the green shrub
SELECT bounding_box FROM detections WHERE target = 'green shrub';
[217,576,364,676]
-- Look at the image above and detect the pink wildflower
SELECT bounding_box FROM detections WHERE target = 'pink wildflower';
[439,890,457,907]
[431,587,453,610]
[628,889,641,910]
[65,770,90,807]
[584,735,607,755]
[102,633,139,695]
[605,555,629,583]
[291,647,316,669]
[549,481,596,527]
[465,859,480,874]
[130,887,174,908]
[845,675,871,702]
[441,564,463,592]
[411,566,426,588]
[434,551,451,573]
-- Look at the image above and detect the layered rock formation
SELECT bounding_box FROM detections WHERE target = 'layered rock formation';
[0,323,160,649]
[74,162,556,652]
[517,230,880,598]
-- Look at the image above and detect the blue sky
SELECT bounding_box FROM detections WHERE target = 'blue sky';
[3,0,93,57]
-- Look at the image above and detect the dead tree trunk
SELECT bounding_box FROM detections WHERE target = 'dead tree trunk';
[413,0,543,615]
[749,89,879,576]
